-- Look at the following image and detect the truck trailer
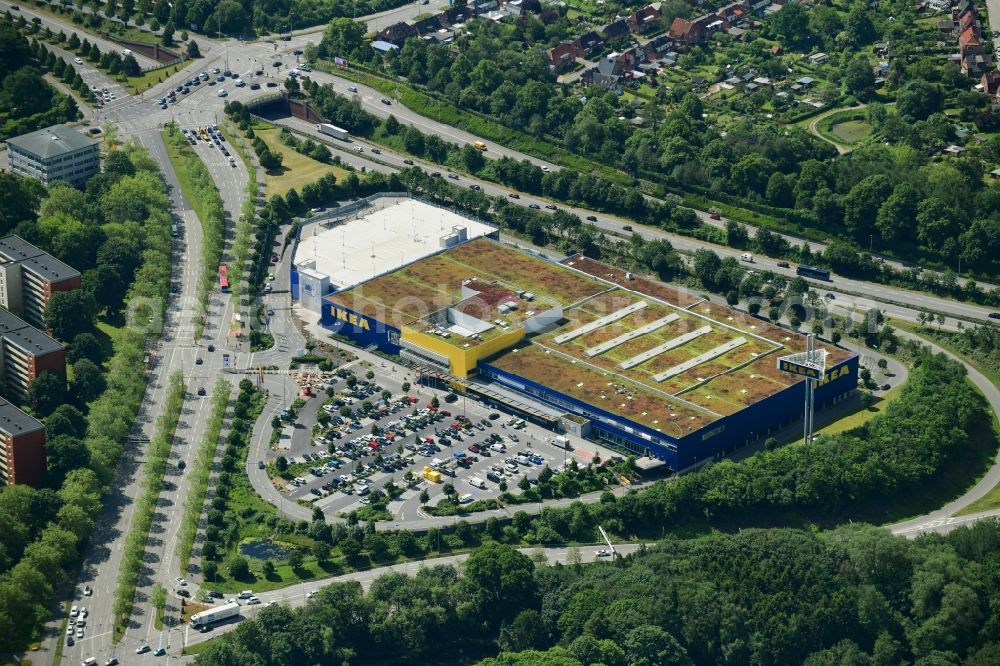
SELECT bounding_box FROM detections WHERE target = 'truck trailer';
[191,601,241,628]
[316,123,349,141]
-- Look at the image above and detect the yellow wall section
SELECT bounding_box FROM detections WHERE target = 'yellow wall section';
[402,327,525,377]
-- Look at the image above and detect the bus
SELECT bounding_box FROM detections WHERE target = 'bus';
[796,265,831,281]
[219,264,229,292]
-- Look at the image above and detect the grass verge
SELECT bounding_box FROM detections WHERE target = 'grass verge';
[220,123,258,301]
[162,123,224,339]
[176,379,232,573]
[814,383,903,438]
[111,372,186,641]
[254,127,349,197]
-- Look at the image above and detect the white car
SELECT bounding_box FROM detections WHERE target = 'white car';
[217,89,228,97]
[595,549,612,558]
[247,596,261,605]
[80,607,88,618]
[174,577,188,587]
[76,628,84,638]
[70,605,79,617]
[74,57,82,64]
[83,585,92,596]
[306,590,316,599]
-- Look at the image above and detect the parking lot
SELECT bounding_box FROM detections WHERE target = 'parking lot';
[266,368,605,523]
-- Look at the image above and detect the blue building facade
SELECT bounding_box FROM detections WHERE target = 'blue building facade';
[478,354,859,470]
[321,300,402,354]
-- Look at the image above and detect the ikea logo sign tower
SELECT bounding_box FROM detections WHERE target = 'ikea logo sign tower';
[776,334,827,445]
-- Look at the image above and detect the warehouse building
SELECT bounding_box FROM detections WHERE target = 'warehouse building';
[290,195,498,313]
[0,398,45,487]
[6,124,101,187]
[318,233,857,471]
[0,235,81,329]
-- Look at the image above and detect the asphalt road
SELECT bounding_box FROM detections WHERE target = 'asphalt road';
[1,1,160,69]
[46,127,221,666]
[16,7,1000,665]
[21,0,1000,327]
[170,543,644,654]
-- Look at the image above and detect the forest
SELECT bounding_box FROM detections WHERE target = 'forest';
[0,21,79,140]
[192,522,1000,666]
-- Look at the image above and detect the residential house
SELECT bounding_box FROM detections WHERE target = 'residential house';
[582,52,630,88]
[549,41,584,72]
[377,21,418,46]
[575,30,604,56]
[668,17,705,44]
[980,71,1000,100]
[627,5,662,34]
[602,19,630,43]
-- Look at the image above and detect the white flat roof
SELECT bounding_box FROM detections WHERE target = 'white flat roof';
[296,199,495,290]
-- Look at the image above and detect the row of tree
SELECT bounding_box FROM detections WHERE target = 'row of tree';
[0,143,174,651]
[0,21,79,140]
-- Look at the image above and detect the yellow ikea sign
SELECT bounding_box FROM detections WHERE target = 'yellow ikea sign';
[331,307,370,331]
[778,360,822,379]
[778,361,853,385]
[817,364,852,387]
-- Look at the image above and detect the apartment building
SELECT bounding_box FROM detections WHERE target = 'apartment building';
[0,308,66,402]
[0,397,45,487]
[6,125,100,187]
[0,235,81,329]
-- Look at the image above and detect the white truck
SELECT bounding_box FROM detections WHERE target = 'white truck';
[191,601,241,628]
[316,123,349,141]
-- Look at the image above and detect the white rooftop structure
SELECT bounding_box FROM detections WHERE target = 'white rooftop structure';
[296,199,496,291]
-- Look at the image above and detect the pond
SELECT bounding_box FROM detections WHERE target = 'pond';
[240,539,290,560]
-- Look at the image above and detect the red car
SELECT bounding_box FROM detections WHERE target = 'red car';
[508,192,520,199]
[709,212,721,220]
[441,410,451,416]
[468,444,481,454]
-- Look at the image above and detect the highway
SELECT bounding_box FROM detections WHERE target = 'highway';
[9,6,1000,664]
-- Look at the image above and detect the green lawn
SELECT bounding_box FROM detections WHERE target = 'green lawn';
[814,383,902,437]
[830,119,872,144]
[254,127,349,197]
[124,64,185,95]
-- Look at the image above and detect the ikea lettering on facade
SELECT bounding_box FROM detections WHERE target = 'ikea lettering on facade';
[331,307,370,330]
